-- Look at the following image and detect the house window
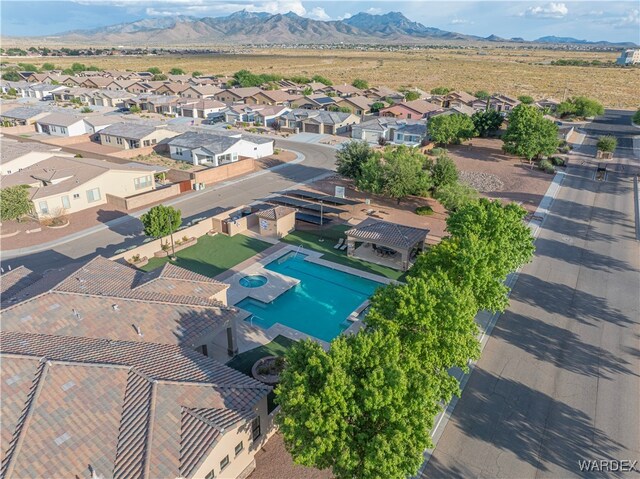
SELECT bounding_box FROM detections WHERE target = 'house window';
[143,140,151,147]
[235,441,244,457]
[61,196,70,209]
[407,114,412,119]
[134,175,152,190]
[220,455,230,472]
[205,470,215,479]
[61,127,67,134]
[175,147,183,156]
[251,416,261,442]
[73,193,80,199]
[39,201,49,215]
[86,187,101,203]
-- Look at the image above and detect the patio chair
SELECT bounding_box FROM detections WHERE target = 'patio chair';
[340,242,348,251]
[333,238,344,249]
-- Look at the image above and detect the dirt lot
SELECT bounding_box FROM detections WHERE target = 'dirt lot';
[21,48,638,108]
[448,137,554,213]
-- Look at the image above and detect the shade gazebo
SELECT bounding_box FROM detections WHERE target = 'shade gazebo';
[345,218,429,271]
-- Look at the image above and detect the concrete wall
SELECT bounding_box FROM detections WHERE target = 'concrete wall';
[110,218,214,263]
[106,183,181,210]
[192,159,255,186]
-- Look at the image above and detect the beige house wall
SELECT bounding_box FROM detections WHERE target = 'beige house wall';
[191,397,270,479]
[192,159,255,186]
[1,150,69,175]
[100,129,177,150]
[258,213,295,239]
[34,169,156,218]
[105,183,181,211]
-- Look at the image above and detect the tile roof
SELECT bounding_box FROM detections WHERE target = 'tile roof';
[0,330,270,479]
[1,256,235,347]
[98,122,159,140]
[168,131,241,153]
[223,87,262,98]
[255,206,296,220]
[36,112,84,127]
[0,107,46,120]
[0,266,42,306]
[338,95,373,110]
[0,140,59,162]
[346,218,429,249]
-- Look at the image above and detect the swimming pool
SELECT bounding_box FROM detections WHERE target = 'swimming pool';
[235,252,381,342]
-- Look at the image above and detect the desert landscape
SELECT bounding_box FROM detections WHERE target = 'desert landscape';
[13,47,638,108]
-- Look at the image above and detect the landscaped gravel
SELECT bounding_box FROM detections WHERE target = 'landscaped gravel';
[459,171,505,192]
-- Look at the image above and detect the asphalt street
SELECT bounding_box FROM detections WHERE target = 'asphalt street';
[423,111,640,478]
[1,140,339,272]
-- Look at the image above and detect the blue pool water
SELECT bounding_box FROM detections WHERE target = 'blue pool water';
[236,253,381,342]
[240,275,268,288]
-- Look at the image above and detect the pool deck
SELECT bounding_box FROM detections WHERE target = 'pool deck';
[218,243,394,356]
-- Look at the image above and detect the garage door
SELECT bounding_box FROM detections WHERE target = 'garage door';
[364,130,380,143]
[304,123,321,134]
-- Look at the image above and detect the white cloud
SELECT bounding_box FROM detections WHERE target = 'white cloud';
[366,7,382,15]
[523,2,568,19]
[308,6,331,20]
[337,12,353,20]
[612,8,640,27]
[450,18,473,25]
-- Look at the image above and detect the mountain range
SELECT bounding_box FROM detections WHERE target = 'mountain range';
[25,11,638,47]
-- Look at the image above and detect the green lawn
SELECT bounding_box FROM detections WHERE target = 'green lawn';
[140,234,272,277]
[281,225,406,281]
[226,335,297,412]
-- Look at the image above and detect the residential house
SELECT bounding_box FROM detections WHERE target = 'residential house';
[352,117,427,145]
[0,80,32,97]
[105,78,141,91]
[0,106,49,126]
[380,99,445,120]
[35,113,88,137]
[125,81,166,94]
[214,87,262,104]
[80,77,113,89]
[0,255,271,479]
[128,94,181,115]
[291,94,337,110]
[364,86,405,103]
[472,94,520,112]
[178,99,227,120]
[0,140,70,175]
[92,89,135,108]
[246,89,300,106]
[180,84,223,99]
[327,84,363,98]
[279,109,360,135]
[254,105,290,126]
[0,156,162,217]
[168,131,274,166]
[224,105,289,126]
[334,95,374,116]
[616,48,640,65]
[83,116,114,137]
[25,83,67,100]
[167,74,193,83]
[99,123,178,150]
[535,98,561,112]
[155,82,191,96]
[439,91,477,108]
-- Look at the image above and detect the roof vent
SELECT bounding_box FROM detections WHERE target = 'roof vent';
[134,324,143,337]
[54,432,71,446]
[112,304,119,311]
[61,381,75,391]
[72,308,82,320]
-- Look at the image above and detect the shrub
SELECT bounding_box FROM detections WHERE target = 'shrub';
[433,182,478,211]
[415,205,434,216]
[161,243,171,252]
[132,254,141,263]
[550,156,566,166]
[596,135,617,153]
[430,86,450,95]
[539,159,555,174]
[129,105,141,114]
[80,107,93,113]
[182,235,189,242]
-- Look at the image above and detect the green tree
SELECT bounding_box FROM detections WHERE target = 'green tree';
[191,71,203,78]
[152,74,168,81]
[633,109,640,125]
[433,181,477,212]
[556,96,604,119]
[169,67,185,75]
[276,331,439,479]
[18,63,39,72]
[129,105,141,114]
[71,62,86,72]
[428,113,476,145]
[336,141,374,179]
[2,71,20,81]
[140,205,182,258]
[404,90,420,101]
[41,62,56,71]
[311,74,332,86]
[356,146,433,203]
[0,185,32,221]
[61,68,74,76]
[471,110,504,137]
[351,78,369,89]
[502,104,559,163]
[518,95,534,104]
[431,153,458,188]
[415,198,534,312]
[597,136,617,152]
[302,86,313,96]
[147,66,162,74]
[430,86,450,95]
[370,101,385,113]
[7,88,17,96]
[474,90,490,100]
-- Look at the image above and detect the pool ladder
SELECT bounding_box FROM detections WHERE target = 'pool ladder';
[293,244,304,259]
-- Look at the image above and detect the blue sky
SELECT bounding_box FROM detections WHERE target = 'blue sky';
[1,0,639,42]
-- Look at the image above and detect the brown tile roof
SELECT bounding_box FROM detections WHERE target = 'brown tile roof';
[1,256,235,347]
[346,218,429,249]
[255,206,296,221]
[0,330,270,479]
[0,266,42,306]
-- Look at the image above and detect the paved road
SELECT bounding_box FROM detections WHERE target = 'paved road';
[578,109,639,159]
[1,140,338,272]
[423,113,640,478]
